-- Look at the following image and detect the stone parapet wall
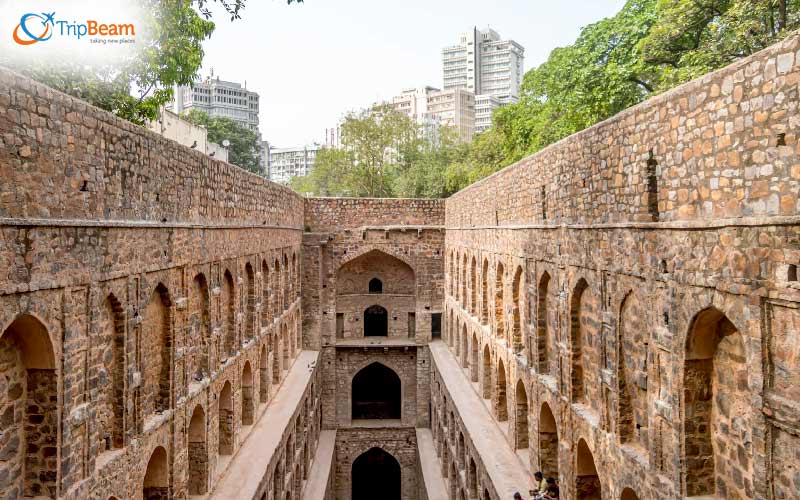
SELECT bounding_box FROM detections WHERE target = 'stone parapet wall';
[304,197,444,232]
[0,68,302,227]
[446,34,800,226]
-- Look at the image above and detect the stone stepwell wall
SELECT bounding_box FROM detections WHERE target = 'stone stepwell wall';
[304,197,444,232]
[0,68,303,226]
[446,34,800,226]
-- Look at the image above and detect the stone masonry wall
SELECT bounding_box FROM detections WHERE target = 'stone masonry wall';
[0,67,306,500]
[438,34,800,500]
[304,198,444,232]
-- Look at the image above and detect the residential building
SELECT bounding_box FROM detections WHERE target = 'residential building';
[442,26,524,105]
[427,87,475,142]
[170,75,260,132]
[474,93,502,132]
[267,144,320,184]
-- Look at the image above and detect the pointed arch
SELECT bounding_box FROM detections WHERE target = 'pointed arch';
[283,253,290,311]
[0,314,57,497]
[245,262,256,341]
[482,345,491,399]
[471,333,479,382]
[621,487,640,500]
[570,279,589,403]
[511,266,524,354]
[218,381,234,456]
[352,447,400,500]
[222,270,236,359]
[481,259,489,325]
[618,291,648,448]
[461,323,469,368]
[352,362,401,420]
[191,273,210,378]
[364,305,388,337]
[242,362,254,426]
[576,438,601,499]
[143,446,170,499]
[262,259,271,325]
[496,358,508,421]
[259,343,269,403]
[273,258,281,319]
[536,272,551,374]
[144,283,172,415]
[538,403,558,480]
[188,405,208,495]
[683,307,744,497]
[101,293,126,451]
[515,380,529,449]
[494,262,505,341]
[470,256,477,315]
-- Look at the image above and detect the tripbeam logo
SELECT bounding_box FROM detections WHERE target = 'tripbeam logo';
[13,12,55,45]
[12,11,136,46]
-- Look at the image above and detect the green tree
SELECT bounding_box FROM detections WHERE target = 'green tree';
[183,109,261,173]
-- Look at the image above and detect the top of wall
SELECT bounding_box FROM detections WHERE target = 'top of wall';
[446,34,800,227]
[0,68,303,227]
[304,197,445,232]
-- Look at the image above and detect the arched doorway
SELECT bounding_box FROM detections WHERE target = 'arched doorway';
[538,403,558,480]
[364,305,388,337]
[683,307,744,497]
[494,263,505,341]
[218,381,233,456]
[352,362,401,420]
[369,278,383,293]
[259,344,269,403]
[576,438,601,499]
[242,362,254,426]
[481,345,491,399]
[188,405,207,495]
[515,380,529,449]
[0,314,57,498]
[537,272,550,374]
[143,446,169,499]
[470,333,479,382]
[352,447,400,500]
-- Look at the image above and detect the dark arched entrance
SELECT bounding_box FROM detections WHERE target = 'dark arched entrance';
[364,305,388,337]
[352,447,400,500]
[352,362,401,420]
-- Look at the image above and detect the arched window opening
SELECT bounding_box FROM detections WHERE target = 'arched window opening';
[683,307,743,497]
[0,314,57,498]
[281,324,289,371]
[283,254,290,311]
[368,278,383,294]
[470,257,477,314]
[144,284,172,415]
[218,382,234,456]
[481,259,489,325]
[192,273,210,378]
[143,446,169,500]
[470,333,479,383]
[259,344,269,403]
[222,270,235,359]
[618,292,648,449]
[515,380,529,449]
[570,279,588,403]
[245,263,255,342]
[364,305,388,337]
[496,358,508,421]
[511,266,524,354]
[468,458,477,497]
[352,363,401,420]
[242,362,254,426]
[576,439,601,499]
[536,272,551,374]
[481,345,491,399]
[101,294,125,452]
[461,324,469,369]
[461,255,468,306]
[494,263,505,340]
[188,406,208,495]
[273,259,281,318]
[262,260,271,325]
[538,403,558,480]
[352,447,401,500]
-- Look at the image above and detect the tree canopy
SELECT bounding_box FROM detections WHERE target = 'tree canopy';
[183,109,261,173]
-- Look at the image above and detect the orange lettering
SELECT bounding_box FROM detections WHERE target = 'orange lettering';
[87,20,97,35]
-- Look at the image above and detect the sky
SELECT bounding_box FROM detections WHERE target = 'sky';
[200,0,627,147]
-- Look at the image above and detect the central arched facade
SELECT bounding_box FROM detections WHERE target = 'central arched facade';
[351,362,401,420]
[351,447,401,500]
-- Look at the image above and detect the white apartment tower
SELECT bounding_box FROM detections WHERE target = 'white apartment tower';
[442,27,524,130]
[171,75,260,132]
[267,145,320,185]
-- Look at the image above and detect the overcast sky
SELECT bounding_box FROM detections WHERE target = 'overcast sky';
[200,0,627,146]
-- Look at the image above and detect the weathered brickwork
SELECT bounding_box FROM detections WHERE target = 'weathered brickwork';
[439,35,800,500]
[0,68,311,500]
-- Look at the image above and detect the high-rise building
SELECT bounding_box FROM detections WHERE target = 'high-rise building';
[267,144,320,185]
[426,88,475,143]
[170,75,260,132]
[442,26,524,128]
